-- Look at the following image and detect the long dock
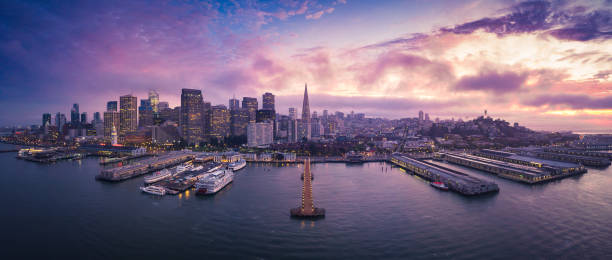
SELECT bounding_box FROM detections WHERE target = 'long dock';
[544,147,612,160]
[509,148,611,167]
[390,154,499,195]
[96,151,194,181]
[291,158,325,218]
[441,152,586,184]
[99,154,151,165]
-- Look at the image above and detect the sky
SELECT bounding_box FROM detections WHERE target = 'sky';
[0,0,611,132]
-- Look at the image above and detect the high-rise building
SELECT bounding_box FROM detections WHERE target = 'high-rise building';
[103,111,120,138]
[322,110,328,120]
[138,99,153,127]
[55,112,66,131]
[80,112,87,125]
[289,107,297,120]
[419,110,424,122]
[247,122,273,147]
[210,105,230,139]
[107,101,118,112]
[42,113,51,127]
[180,89,204,145]
[299,83,311,140]
[158,101,169,111]
[93,112,101,123]
[149,90,159,113]
[229,97,240,111]
[242,97,258,122]
[425,113,430,122]
[119,95,138,136]
[111,125,118,145]
[71,103,80,125]
[256,109,275,123]
[230,108,249,137]
[202,101,211,136]
[262,92,275,111]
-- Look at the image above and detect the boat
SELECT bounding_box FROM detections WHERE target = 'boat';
[174,163,193,175]
[228,159,247,171]
[346,151,364,163]
[144,169,172,184]
[430,181,449,191]
[203,162,223,173]
[140,185,166,196]
[195,169,234,195]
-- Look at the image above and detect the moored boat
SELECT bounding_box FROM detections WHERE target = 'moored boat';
[144,169,172,184]
[140,185,166,196]
[430,181,449,191]
[228,159,247,171]
[195,169,234,195]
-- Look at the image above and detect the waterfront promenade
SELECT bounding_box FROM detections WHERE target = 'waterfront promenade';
[291,158,325,218]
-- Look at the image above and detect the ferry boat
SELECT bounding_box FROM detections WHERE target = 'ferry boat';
[430,181,449,191]
[174,163,193,175]
[204,162,223,173]
[144,169,172,184]
[228,159,247,171]
[195,169,234,195]
[140,185,166,196]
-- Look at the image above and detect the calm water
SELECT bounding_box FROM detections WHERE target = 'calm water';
[1,143,612,259]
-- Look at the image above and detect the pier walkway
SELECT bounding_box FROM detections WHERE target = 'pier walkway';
[291,158,325,218]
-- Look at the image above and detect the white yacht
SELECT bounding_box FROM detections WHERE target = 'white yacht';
[140,185,166,196]
[228,159,247,171]
[144,169,172,184]
[195,169,234,195]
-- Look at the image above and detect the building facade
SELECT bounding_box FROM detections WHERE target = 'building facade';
[180,89,204,145]
[247,122,273,147]
[119,95,138,136]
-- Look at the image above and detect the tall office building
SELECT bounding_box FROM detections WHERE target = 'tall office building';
[230,108,249,137]
[418,110,424,122]
[210,105,230,139]
[289,107,297,120]
[247,122,273,147]
[55,112,66,131]
[42,113,51,127]
[180,89,204,145]
[138,99,153,127]
[104,111,120,138]
[149,90,159,113]
[107,101,118,112]
[80,112,87,124]
[299,83,311,140]
[158,101,169,111]
[93,112,101,123]
[229,97,240,111]
[242,97,258,122]
[70,103,80,125]
[262,92,275,111]
[202,102,211,136]
[119,95,138,136]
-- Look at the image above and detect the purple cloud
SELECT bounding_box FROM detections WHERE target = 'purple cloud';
[454,70,527,94]
[523,94,612,109]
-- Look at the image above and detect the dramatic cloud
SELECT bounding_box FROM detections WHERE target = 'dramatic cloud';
[523,94,612,109]
[454,70,527,94]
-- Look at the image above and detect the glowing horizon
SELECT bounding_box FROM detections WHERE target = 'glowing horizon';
[0,0,610,132]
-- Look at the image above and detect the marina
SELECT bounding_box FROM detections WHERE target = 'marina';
[96,151,195,181]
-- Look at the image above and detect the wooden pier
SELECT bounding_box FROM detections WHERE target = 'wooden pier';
[290,158,325,218]
[96,151,194,181]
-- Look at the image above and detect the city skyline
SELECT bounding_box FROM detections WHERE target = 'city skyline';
[1,0,611,132]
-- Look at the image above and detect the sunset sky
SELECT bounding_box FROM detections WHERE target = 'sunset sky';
[1,0,611,132]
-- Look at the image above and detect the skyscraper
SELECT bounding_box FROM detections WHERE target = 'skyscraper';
[55,112,66,131]
[119,95,137,136]
[80,112,87,125]
[104,111,120,139]
[262,92,275,111]
[289,107,297,120]
[230,108,249,137]
[42,113,51,127]
[247,122,273,147]
[107,101,118,112]
[93,112,101,123]
[210,105,230,139]
[242,97,258,122]
[139,99,153,127]
[202,101,211,136]
[299,83,311,140]
[149,90,159,113]
[419,110,424,122]
[158,101,169,111]
[180,89,204,145]
[71,103,80,125]
[229,97,240,111]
